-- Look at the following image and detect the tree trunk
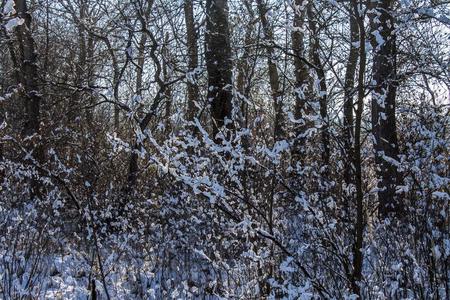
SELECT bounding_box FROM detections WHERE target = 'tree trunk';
[15,0,41,141]
[163,33,172,134]
[86,34,95,125]
[205,0,233,141]
[126,2,154,192]
[14,0,43,200]
[236,1,254,135]
[184,0,199,122]
[307,1,329,169]
[256,0,284,141]
[351,0,366,296]
[291,0,309,163]
[369,0,402,218]
[343,4,359,188]
[71,0,87,127]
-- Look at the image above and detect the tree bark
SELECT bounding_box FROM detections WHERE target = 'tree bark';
[351,0,366,296]
[184,0,199,122]
[163,33,172,133]
[14,0,41,142]
[307,1,329,169]
[14,0,43,200]
[343,4,359,188]
[291,0,309,163]
[236,0,255,135]
[126,1,154,192]
[205,0,233,141]
[71,0,87,126]
[256,0,284,141]
[369,0,402,217]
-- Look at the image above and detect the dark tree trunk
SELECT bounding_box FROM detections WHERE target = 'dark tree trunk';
[163,33,172,134]
[236,0,255,136]
[125,27,148,195]
[14,0,43,200]
[85,35,95,125]
[343,5,359,188]
[205,0,233,141]
[369,0,403,218]
[291,0,309,163]
[351,0,366,296]
[256,0,284,141]
[307,1,329,169]
[14,0,41,142]
[125,2,154,193]
[184,0,199,122]
[135,37,146,97]
[71,0,87,126]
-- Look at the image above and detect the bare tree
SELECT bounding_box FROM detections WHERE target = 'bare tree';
[343,1,359,188]
[351,0,366,296]
[0,0,448,298]
[291,0,309,162]
[307,0,329,168]
[163,32,172,133]
[369,0,402,217]
[14,0,41,142]
[205,0,233,141]
[256,0,285,141]
[184,0,199,122]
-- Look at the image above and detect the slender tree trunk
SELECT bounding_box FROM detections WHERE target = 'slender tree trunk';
[163,33,172,134]
[307,1,329,169]
[205,0,233,141]
[86,35,95,125]
[184,0,199,122]
[135,29,147,97]
[256,0,284,141]
[126,2,153,192]
[111,35,122,131]
[126,32,147,194]
[71,0,87,127]
[291,0,309,163]
[236,0,254,126]
[351,0,366,296]
[369,0,402,218]
[343,5,359,188]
